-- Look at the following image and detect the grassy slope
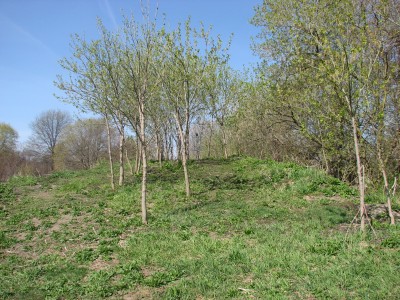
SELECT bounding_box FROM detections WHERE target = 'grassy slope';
[0,157,399,299]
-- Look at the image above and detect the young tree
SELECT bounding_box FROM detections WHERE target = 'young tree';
[55,27,127,190]
[161,19,227,197]
[206,64,239,159]
[117,13,164,224]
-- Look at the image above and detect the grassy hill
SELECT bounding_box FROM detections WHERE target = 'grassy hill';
[0,157,399,299]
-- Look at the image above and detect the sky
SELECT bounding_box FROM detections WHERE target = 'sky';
[0,0,261,146]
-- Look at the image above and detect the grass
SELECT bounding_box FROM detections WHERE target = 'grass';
[0,157,399,299]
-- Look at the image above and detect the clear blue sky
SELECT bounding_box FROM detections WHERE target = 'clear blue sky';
[0,0,261,146]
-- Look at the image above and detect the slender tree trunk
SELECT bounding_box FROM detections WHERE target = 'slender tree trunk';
[383,169,395,225]
[180,139,191,197]
[351,116,366,231]
[50,150,55,172]
[377,147,395,225]
[119,125,125,186]
[318,120,330,173]
[125,148,133,176]
[105,116,115,191]
[185,109,190,160]
[135,138,141,175]
[141,145,148,224]
[174,114,191,197]
[221,126,228,159]
[139,104,147,224]
[163,128,169,161]
[321,147,330,174]
[207,121,214,158]
[375,89,395,225]
[177,132,182,161]
[155,131,162,167]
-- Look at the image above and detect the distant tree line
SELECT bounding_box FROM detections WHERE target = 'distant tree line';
[0,111,119,180]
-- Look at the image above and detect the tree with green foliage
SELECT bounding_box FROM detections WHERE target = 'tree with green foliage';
[117,14,165,224]
[0,123,18,152]
[161,18,228,197]
[252,0,400,230]
[55,24,128,190]
[206,63,239,159]
[0,123,19,181]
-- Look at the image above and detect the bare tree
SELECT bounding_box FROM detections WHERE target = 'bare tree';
[29,110,72,171]
[55,118,109,170]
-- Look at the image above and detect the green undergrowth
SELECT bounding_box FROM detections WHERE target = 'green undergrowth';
[0,157,399,299]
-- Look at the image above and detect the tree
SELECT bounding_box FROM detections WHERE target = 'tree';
[161,19,228,197]
[206,64,239,159]
[0,123,19,181]
[0,123,18,152]
[57,11,164,224]
[28,110,71,171]
[55,118,109,170]
[118,13,164,224]
[251,0,400,230]
[55,26,127,190]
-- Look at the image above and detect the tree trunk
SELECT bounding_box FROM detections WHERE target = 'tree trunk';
[185,109,190,160]
[351,116,366,231]
[105,116,115,191]
[135,138,141,175]
[50,150,55,172]
[155,131,162,167]
[377,147,395,225]
[221,126,228,159]
[119,126,125,186]
[207,121,214,158]
[181,141,191,197]
[174,114,191,197]
[125,148,133,176]
[164,129,170,161]
[139,105,147,224]
[177,132,182,161]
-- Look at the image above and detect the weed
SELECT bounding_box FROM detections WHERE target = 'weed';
[381,230,400,248]
[0,230,15,249]
[0,182,15,202]
[75,248,99,263]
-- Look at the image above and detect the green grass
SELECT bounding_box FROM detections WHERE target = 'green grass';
[0,157,399,299]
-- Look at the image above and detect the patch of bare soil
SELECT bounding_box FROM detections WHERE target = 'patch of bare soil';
[31,217,42,227]
[111,286,165,300]
[90,257,120,271]
[3,243,34,259]
[14,232,28,241]
[14,184,42,195]
[303,194,350,203]
[120,288,153,300]
[141,266,164,278]
[47,214,73,233]
[32,190,54,201]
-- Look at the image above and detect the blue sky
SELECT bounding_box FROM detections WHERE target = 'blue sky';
[0,0,261,145]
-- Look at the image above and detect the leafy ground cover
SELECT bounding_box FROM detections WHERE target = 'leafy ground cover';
[0,157,399,299]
